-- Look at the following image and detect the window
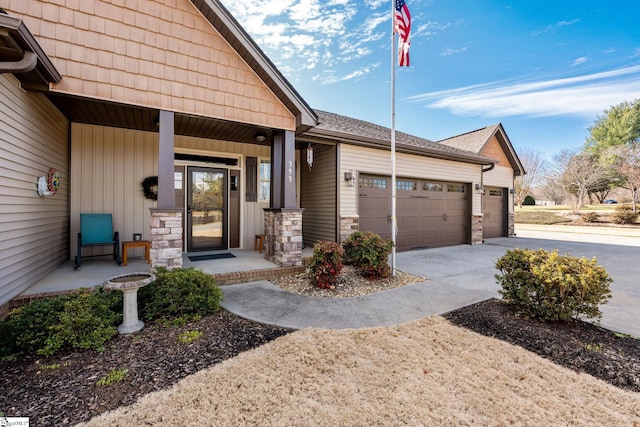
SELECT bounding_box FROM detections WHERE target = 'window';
[447,183,466,193]
[359,177,387,189]
[258,158,271,202]
[397,180,417,191]
[422,182,443,192]
[489,189,503,197]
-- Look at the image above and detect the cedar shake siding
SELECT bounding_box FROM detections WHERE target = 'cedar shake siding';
[0,74,69,307]
[6,0,296,131]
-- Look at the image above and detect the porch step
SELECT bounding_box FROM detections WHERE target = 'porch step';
[212,261,309,286]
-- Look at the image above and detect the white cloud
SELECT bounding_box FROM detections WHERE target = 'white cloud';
[571,57,588,66]
[408,65,640,119]
[440,46,468,57]
[631,48,640,58]
[532,18,580,36]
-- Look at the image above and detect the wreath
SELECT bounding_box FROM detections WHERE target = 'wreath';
[48,168,60,195]
[141,176,158,200]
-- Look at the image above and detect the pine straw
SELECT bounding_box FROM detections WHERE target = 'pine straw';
[79,316,640,426]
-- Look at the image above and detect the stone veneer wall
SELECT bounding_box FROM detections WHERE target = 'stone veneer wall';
[339,215,359,243]
[472,214,483,245]
[264,209,304,267]
[508,212,515,237]
[150,208,183,269]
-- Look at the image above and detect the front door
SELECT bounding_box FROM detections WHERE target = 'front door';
[187,167,228,252]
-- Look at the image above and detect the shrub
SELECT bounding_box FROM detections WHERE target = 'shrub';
[496,248,612,321]
[0,289,122,358]
[342,231,393,279]
[308,241,343,289]
[523,195,536,205]
[581,212,599,223]
[138,267,222,321]
[611,205,638,224]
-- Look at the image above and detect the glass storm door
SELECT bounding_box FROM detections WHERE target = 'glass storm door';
[187,167,228,251]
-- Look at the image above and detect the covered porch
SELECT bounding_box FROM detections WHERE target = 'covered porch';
[12,247,312,309]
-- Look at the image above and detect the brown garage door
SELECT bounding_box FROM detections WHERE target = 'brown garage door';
[482,187,506,238]
[358,175,469,251]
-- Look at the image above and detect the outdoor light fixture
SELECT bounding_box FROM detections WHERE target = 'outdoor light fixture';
[306,143,314,171]
[475,183,484,191]
[344,170,355,187]
[255,132,267,142]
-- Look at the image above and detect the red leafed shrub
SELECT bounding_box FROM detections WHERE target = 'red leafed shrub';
[342,231,393,279]
[308,241,343,289]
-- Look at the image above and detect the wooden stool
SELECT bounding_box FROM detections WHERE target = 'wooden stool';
[254,234,266,254]
[122,241,151,266]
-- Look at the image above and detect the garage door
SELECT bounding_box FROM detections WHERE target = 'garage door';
[482,187,506,238]
[358,175,469,251]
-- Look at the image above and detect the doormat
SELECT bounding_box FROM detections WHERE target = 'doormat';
[188,253,235,261]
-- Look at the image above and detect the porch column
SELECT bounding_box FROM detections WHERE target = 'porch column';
[265,130,302,266]
[270,130,297,209]
[157,110,175,208]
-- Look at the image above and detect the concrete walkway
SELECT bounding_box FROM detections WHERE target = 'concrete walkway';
[222,226,640,337]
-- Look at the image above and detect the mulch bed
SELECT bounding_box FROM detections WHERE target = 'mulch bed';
[2,299,639,425]
[444,298,640,393]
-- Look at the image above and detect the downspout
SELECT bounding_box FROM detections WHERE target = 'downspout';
[0,49,37,74]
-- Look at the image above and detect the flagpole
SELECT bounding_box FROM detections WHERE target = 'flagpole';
[390,0,397,276]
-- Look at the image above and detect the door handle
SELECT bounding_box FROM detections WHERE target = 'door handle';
[442,213,448,221]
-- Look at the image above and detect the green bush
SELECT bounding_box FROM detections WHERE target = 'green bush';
[342,231,393,279]
[581,212,599,223]
[523,195,536,205]
[496,248,612,321]
[138,267,222,320]
[308,241,343,289]
[611,205,638,224]
[0,289,122,358]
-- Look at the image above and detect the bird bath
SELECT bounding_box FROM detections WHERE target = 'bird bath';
[104,272,155,334]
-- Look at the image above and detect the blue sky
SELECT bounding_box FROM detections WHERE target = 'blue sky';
[219,0,640,161]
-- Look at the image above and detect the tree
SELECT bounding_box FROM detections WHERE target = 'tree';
[513,147,547,208]
[607,144,640,212]
[556,150,609,212]
[540,173,566,205]
[584,99,640,160]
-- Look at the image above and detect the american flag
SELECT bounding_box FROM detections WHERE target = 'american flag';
[394,0,411,66]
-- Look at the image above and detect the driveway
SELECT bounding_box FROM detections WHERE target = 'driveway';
[397,227,640,337]
[222,226,640,337]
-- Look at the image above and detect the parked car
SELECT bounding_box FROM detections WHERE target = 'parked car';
[603,199,618,204]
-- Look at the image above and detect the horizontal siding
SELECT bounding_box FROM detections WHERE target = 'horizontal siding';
[302,145,337,246]
[0,74,69,306]
[484,165,514,211]
[339,144,483,216]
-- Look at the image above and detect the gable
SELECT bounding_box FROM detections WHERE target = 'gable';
[480,135,512,170]
[6,0,295,130]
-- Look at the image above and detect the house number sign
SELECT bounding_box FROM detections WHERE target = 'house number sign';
[288,160,293,183]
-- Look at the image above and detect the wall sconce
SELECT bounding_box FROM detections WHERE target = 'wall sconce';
[475,183,485,194]
[344,170,355,187]
[509,188,515,194]
[306,143,314,171]
[255,132,267,142]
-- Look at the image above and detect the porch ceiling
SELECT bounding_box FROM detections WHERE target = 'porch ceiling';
[46,93,273,145]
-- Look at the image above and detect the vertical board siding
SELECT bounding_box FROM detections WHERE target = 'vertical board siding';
[301,145,337,246]
[0,74,69,306]
[71,125,270,256]
[70,124,158,259]
[338,144,483,217]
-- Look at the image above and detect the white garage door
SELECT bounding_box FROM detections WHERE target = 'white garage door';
[358,175,469,251]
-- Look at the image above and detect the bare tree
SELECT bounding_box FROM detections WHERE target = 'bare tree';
[607,144,640,211]
[556,150,609,212]
[513,147,547,208]
[540,172,566,205]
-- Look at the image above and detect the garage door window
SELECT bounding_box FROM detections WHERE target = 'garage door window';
[423,182,443,192]
[489,189,503,196]
[447,183,466,193]
[397,180,417,191]
[359,177,387,189]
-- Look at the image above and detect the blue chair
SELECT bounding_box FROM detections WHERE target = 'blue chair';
[75,213,122,269]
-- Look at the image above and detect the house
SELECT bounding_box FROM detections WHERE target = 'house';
[0,0,524,311]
